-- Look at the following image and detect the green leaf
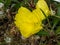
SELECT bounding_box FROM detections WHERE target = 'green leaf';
[57,41,60,45]
[52,17,60,29]
[34,0,38,5]
[55,26,60,35]
[11,1,25,12]
[0,0,3,3]
[57,6,60,16]
[36,30,49,36]
[4,0,11,8]
[49,16,60,27]
[11,0,19,3]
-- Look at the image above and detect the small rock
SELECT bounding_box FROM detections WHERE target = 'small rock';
[4,37,12,43]
[0,3,4,8]
[0,11,5,19]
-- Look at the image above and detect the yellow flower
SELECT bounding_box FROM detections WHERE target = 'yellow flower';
[14,0,50,38]
[36,0,50,16]
[15,7,43,38]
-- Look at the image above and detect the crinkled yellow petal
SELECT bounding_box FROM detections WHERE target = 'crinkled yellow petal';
[14,0,50,38]
[15,7,43,38]
[32,8,45,21]
[36,0,50,16]
[17,7,39,23]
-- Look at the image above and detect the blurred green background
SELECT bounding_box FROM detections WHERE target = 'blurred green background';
[0,0,60,45]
